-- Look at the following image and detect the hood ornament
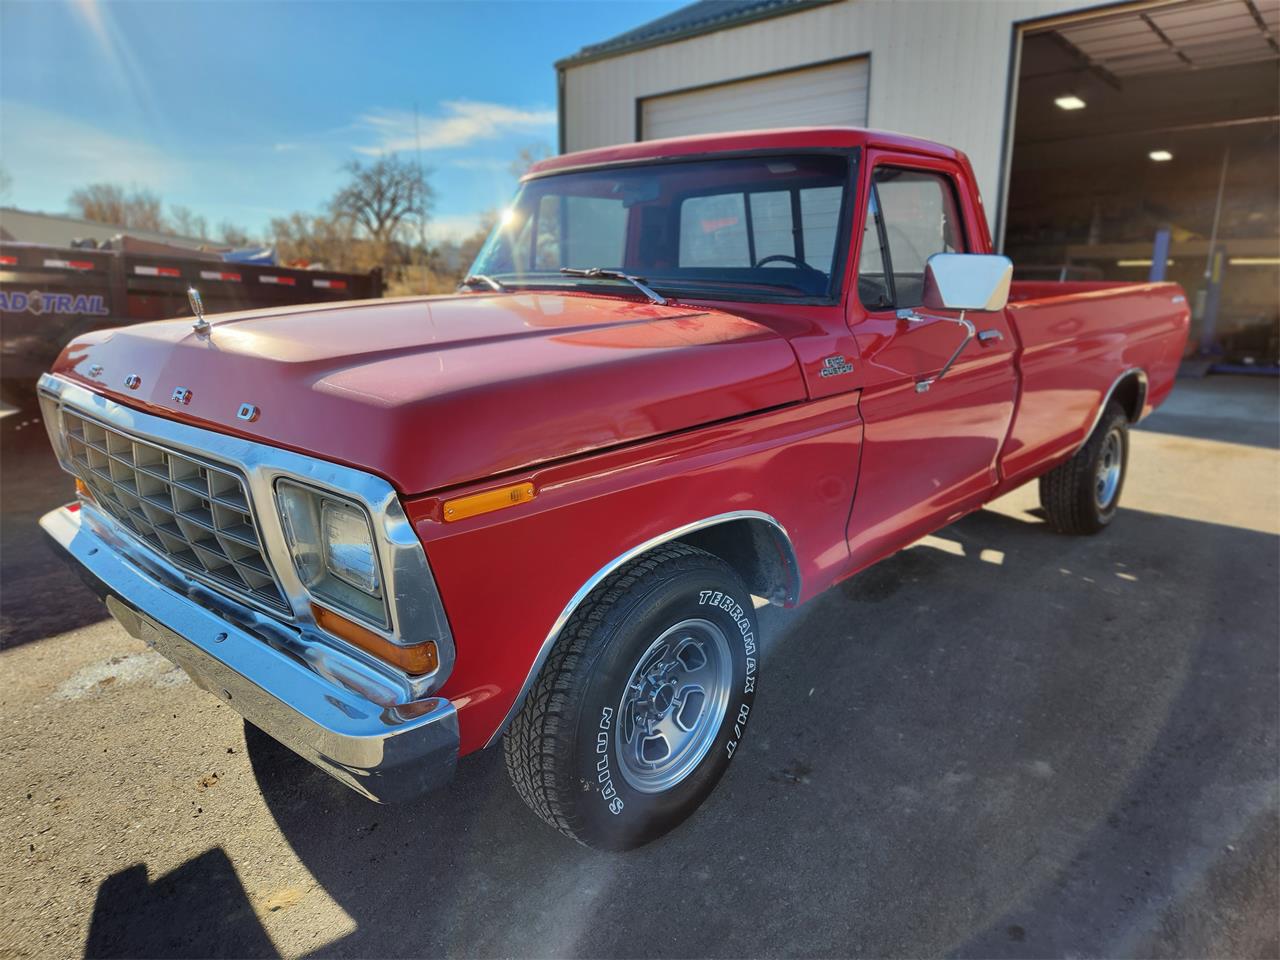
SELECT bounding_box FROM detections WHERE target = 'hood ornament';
[188,286,210,335]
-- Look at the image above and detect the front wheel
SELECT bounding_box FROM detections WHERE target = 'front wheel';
[504,544,760,850]
[1039,401,1130,535]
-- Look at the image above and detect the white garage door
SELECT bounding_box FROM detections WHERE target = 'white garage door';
[640,58,869,141]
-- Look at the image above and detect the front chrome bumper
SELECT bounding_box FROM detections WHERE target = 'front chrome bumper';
[41,502,459,803]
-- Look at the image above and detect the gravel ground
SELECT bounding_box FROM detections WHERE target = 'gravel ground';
[1,376,1277,959]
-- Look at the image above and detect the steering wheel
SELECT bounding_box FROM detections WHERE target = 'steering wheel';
[753,254,815,270]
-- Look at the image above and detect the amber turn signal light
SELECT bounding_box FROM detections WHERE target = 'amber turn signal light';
[75,478,96,503]
[442,481,535,522]
[311,604,439,676]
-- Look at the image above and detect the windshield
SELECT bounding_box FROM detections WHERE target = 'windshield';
[468,152,855,301]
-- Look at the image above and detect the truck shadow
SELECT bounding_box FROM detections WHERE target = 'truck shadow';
[230,504,1277,957]
[85,849,277,959]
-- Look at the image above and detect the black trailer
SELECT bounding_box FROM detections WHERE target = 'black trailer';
[1,241,382,400]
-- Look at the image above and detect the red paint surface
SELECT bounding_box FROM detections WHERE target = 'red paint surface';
[412,395,864,753]
[48,128,1191,755]
[52,293,806,493]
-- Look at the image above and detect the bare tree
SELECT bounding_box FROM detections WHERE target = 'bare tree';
[170,205,209,240]
[218,221,252,247]
[68,183,128,225]
[0,165,12,203]
[269,212,363,271]
[69,183,168,232]
[330,155,434,266]
[510,143,551,179]
[124,190,166,232]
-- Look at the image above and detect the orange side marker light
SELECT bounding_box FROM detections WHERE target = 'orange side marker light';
[442,482,535,522]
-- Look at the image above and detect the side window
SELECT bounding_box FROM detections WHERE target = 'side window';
[857,190,892,309]
[860,167,965,309]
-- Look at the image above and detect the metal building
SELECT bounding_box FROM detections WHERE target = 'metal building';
[558,0,1280,363]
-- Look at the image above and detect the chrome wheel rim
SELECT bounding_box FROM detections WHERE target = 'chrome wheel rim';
[615,618,733,794]
[1095,428,1124,509]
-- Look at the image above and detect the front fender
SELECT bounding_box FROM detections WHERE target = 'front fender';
[405,394,863,755]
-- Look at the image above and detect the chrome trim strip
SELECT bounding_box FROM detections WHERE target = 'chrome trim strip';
[484,509,799,747]
[1075,367,1149,453]
[41,502,457,802]
[38,373,454,698]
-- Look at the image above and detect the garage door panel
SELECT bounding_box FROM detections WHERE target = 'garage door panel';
[640,58,869,141]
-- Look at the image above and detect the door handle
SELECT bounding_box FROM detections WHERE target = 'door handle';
[897,308,976,393]
[978,329,1004,345]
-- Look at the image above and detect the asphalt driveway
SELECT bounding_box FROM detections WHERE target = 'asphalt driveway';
[1,375,1276,958]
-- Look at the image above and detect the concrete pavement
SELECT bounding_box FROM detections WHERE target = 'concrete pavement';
[1,376,1276,958]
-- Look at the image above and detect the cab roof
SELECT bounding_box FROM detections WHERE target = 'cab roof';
[527,127,963,178]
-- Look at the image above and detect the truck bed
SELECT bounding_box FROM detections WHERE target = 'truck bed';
[998,280,1190,491]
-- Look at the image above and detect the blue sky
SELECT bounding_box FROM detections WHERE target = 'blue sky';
[0,0,684,242]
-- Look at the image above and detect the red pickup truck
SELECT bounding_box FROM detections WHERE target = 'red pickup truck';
[38,128,1189,850]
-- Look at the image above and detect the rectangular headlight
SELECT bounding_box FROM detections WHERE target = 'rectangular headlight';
[275,479,387,626]
[322,498,381,593]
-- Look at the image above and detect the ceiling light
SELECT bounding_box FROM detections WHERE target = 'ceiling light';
[1116,259,1174,267]
[1054,95,1087,110]
[1148,150,1173,162]
[1229,257,1280,266]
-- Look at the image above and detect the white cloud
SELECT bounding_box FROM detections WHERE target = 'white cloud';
[0,101,178,207]
[354,100,555,155]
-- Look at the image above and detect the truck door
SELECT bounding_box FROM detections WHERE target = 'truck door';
[844,153,1018,568]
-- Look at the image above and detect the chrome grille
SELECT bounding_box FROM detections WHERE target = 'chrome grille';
[60,408,289,614]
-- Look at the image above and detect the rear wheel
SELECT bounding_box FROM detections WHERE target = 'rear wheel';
[504,544,759,850]
[1039,402,1130,535]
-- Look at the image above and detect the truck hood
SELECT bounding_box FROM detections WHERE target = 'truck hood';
[52,293,804,494]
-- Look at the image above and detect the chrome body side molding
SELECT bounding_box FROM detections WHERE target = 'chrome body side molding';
[485,510,799,747]
[1075,367,1149,453]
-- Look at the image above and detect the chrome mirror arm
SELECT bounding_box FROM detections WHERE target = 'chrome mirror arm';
[896,308,975,393]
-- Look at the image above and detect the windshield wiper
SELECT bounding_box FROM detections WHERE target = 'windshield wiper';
[559,267,667,305]
[459,274,506,293]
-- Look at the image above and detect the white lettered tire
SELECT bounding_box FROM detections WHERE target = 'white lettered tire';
[504,544,760,850]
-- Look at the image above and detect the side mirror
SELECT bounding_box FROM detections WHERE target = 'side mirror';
[921,253,1012,313]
